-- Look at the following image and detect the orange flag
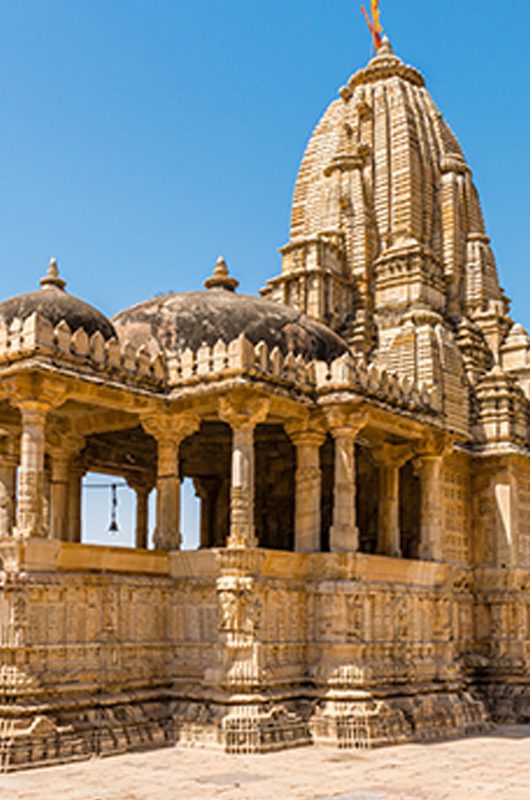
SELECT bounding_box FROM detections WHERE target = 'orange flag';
[361,5,382,50]
[371,0,383,33]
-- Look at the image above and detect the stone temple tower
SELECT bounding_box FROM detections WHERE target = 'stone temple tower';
[262,38,512,438]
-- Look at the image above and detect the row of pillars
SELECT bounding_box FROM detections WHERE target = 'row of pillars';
[0,400,443,561]
[0,403,85,541]
[145,406,444,560]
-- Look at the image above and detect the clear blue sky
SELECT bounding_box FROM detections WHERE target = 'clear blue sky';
[0,1,528,543]
[0,1,528,322]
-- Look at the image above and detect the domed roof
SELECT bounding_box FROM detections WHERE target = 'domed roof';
[113,257,349,362]
[0,259,116,340]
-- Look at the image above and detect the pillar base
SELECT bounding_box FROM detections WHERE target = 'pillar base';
[171,698,311,754]
[329,526,359,553]
[310,690,490,748]
[0,692,175,773]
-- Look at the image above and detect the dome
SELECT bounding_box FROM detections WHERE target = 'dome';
[113,257,349,362]
[0,259,117,340]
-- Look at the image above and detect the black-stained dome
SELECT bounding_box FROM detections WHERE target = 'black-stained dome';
[0,259,117,340]
[113,257,349,363]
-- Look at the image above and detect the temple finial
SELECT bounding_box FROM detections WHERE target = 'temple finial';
[377,35,393,55]
[40,258,67,290]
[204,256,239,292]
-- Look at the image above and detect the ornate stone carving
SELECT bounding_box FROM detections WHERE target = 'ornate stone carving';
[218,394,270,549]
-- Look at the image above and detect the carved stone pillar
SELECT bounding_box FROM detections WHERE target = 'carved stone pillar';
[129,481,151,550]
[43,464,51,538]
[327,410,368,553]
[67,457,84,543]
[49,452,69,541]
[156,439,180,551]
[193,477,221,549]
[16,402,49,539]
[372,444,412,558]
[414,454,444,561]
[0,438,18,538]
[286,420,326,553]
[378,464,401,557]
[47,434,85,542]
[141,414,200,551]
[219,394,269,549]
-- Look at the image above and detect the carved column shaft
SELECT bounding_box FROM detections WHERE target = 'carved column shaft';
[219,395,269,549]
[142,413,200,552]
[134,484,150,549]
[49,452,70,541]
[193,478,220,549]
[330,432,358,552]
[377,464,401,558]
[292,434,323,553]
[67,460,84,543]
[415,455,443,561]
[155,439,181,551]
[16,405,48,539]
[0,457,17,537]
[229,426,256,548]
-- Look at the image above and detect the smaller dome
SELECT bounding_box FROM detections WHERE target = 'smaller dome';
[113,258,349,363]
[0,259,116,340]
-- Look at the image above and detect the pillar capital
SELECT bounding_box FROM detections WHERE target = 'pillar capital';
[324,407,369,439]
[47,430,85,463]
[126,475,155,495]
[371,441,414,469]
[141,411,200,444]
[218,393,270,431]
[15,399,52,418]
[414,430,453,460]
[284,414,326,447]
[9,377,67,413]
[412,452,444,479]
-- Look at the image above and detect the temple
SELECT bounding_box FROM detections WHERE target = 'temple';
[0,38,529,769]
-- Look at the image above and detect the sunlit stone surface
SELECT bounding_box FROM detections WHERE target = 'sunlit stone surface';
[0,39,529,770]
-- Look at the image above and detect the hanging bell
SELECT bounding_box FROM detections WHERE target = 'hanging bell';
[108,483,120,534]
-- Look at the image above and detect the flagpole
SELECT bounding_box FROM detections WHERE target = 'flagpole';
[360,2,383,54]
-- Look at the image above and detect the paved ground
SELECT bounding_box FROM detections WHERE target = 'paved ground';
[1,726,530,800]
